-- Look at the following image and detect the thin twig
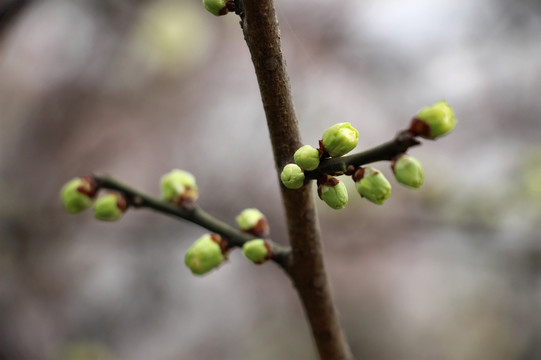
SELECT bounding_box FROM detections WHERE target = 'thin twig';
[92,174,292,272]
[305,129,421,180]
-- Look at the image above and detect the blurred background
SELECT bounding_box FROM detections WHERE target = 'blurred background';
[1,0,541,359]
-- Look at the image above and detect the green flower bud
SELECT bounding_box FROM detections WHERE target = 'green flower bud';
[280,163,305,189]
[392,154,424,188]
[319,180,348,210]
[321,122,359,157]
[236,208,269,237]
[185,234,225,275]
[60,177,97,214]
[93,193,127,221]
[355,167,392,205]
[411,101,456,139]
[294,145,320,171]
[203,0,229,16]
[160,169,198,205]
[242,239,270,264]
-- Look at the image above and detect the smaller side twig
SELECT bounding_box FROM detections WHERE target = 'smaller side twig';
[304,130,421,180]
[92,175,292,272]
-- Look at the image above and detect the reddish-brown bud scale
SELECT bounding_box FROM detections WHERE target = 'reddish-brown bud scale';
[408,118,431,138]
[352,167,366,182]
[248,218,269,238]
[77,176,99,198]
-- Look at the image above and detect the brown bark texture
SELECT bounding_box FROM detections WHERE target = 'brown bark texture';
[240,1,355,359]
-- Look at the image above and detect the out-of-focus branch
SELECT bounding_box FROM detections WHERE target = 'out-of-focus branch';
[93,175,292,271]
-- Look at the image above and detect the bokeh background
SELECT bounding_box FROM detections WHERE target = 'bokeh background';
[1,0,541,359]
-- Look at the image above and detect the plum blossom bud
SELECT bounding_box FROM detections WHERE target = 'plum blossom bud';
[93,193,127,221]
[242,239,271,264]
[294,145,320,171]
[410,101,456,139]
[321,122,359,157]
[392,154,424,188]
[354,167,392,205]
[185,234,226,275]
[280,163,305,189]
[203,0,230,16]
[236,208,269,237]
[60,177,98,214]
[160,169,198,205]
[318,177,348,210]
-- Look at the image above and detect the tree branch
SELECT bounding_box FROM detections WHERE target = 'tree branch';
[92,174,292,271]
[305,129,421,180]
[240,1,354,359]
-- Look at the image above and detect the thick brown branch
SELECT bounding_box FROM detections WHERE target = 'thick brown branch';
[240,2,354,359]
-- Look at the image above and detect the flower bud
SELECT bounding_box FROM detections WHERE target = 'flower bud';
[60,177,97,214]
[242,239,270,264]
[203,0,229,16]
[392,154,424,188]
[236,208,269,237]
[354,167,392,205]
[321,122,359,157]
[185,234,226,275]
[318,179,348,210]
[280,163,305,189]
[410,101,456,139]
[160,169,198,205]
[93,193,127,221]
[294,145,320,171]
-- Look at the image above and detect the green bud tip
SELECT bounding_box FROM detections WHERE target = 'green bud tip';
[280,163,305,189]
[410,101,456,139]
[318,178,348,210]
[321,122,359,157]
[354,167,392,205]
[294,145,320,171]
[392,154,424,188]
[236,208,269,237]
[60,177,97,214]
[160,169,199,205]
[242,239,270,264]
[93,193,127,221]
[185,234,226,275]
[203,0,231,16]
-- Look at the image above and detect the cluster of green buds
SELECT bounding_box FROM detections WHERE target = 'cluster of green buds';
[277,101,455,209]
[202,0,234,16]
[185,233,228,275]
[160,169,199,205]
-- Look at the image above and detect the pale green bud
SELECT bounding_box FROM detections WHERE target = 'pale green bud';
[280,163,305,189]
[236,208,269,237]
[60,177,96,214]
[321,122,359,157]
[242,239,269,264]
[319,181,348,210]
[294,145,320,171]
[185,234,225,275]
[392,154,424,188]
[203,0,228,16]
[93,193,126,221]
[355,167,392,205]
[160,169,198,204]
[411,101,456,139]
